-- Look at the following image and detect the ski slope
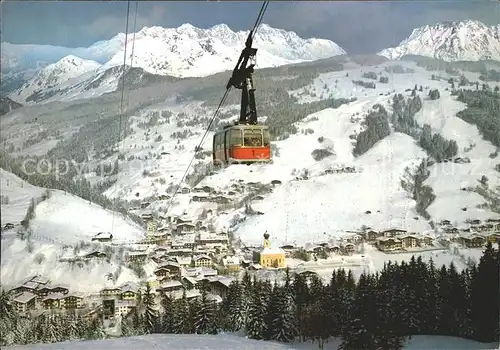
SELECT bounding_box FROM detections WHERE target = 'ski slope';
[3,333,497,350]
[1,168,44,223]
[0,169,147,292]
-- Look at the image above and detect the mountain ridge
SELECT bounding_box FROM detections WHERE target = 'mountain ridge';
[379,20,500,62]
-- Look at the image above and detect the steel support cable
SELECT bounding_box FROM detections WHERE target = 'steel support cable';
[110,0,132,235]
[162,1,269,216]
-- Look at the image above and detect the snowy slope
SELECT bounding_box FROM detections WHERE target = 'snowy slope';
[379,20,500,62]
[1,169,44,224]
[99,23,346,77]
[3,333,497,350]
[98,59,500,248]
[10,55,102,103]
[0,169,147,292]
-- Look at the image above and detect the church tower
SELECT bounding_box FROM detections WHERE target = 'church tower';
[263,232,271,249]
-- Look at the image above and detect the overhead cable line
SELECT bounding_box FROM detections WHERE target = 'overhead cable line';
[163,1,270,216]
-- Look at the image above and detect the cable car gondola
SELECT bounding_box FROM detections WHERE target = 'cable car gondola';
[212,24,271,167]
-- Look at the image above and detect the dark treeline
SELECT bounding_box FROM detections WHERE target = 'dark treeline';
[0,151,143,226]
[1,244,498,348]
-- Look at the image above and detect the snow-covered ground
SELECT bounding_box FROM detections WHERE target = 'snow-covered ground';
[1,168,45,223]
[3,333,497,350]
[0,170,147,292]
[96,59,500,248]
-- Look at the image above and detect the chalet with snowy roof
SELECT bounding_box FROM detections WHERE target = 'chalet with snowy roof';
[198,232,228,248]
[377,237,403,252]
[13,292,36,314]
[192,194,210,202]
[141,212,153,220]
[42,294,66,309]
[91,232,113,242]
[84,251,107,259]
[63,292,85,309]
[100,287,122,298]
[222,256,241,271]
[157,280,184,293]
[120,283,139,300]
[181,276,198,290]
[485,233,500,244]
[140,201,151,209]
[36,284,69,297]
[193,255,212,267]
[157,261,181,278]
[171,256,192,267]
[256,233,286,268]
[208,277,234,299]
[167,248,193,257]
[458,234,486,248]
[126,251,148,262]
[171,234,196,249]
[398,235,420,249]
[176,223,196,234]
[342,243,356,254]
[360,230,380,242]
[115,300,137,318]
[382,228,407,237]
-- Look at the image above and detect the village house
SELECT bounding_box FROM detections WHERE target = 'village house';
[176,223,196,235]
[13,292,36,314]
[140,201,151,209]
[361,230,379,243]
[100,287,122,298]
[194,255,212,267]
[222,256,241,272]
[120,283,139,300]
[84,251,108,260]
[198,232,229,250]
[328,245,341,254]
[382,228,407,237]
[42,294,65,309]
[157,262,182,279]
[171,256,192,268]
[127,251,148,262]
[377,237,403,252]
[342,243,355,254]
[457,235,486,248]
[208,277,233,299]
[191,194,210,202]
[63,293,85,309]
[181,276,198,290]
[157,280,184,293]
[167,248,193,257]
[91,232,113,243]
[485,233,500,244]
[399,235,419,249]
[141,212,153,221]
[171,234,196,249]
[115,300,136,318]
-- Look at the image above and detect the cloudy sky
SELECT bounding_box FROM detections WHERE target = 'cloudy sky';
[2,0,499,54]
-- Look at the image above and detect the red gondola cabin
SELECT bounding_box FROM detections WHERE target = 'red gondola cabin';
[213,124,271,166]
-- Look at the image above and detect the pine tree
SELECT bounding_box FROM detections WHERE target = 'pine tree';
[292,272,309,340]
[471,242,499,342]
[143,284,159,333]
[173,290,191,334]
[160,293,174,333]
[246,284,268,340]
[226,280,245,331]
[193,288,217,334]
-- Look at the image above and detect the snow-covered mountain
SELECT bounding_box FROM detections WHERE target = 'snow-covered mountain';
[101,23,346,77]
[379,20,500,62]
[7,23,346,104]
[11,55,102,103]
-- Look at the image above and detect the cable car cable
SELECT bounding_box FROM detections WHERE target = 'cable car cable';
[163,1,269,216]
